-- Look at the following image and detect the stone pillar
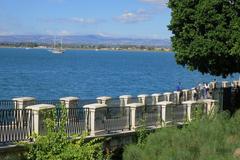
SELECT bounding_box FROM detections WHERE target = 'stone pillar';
[173,91,180,104]
[60,97,79,108]
[26,104,55,135]
[198,99,217,115]
[96,96,112,105]
[156,101,173,127]
[12,97,36,125]
[119,95,132,107]
[233,81,239,88]
[182,89,189,101]
[210,81,217,89]
[163,92,172,102]
[182,100,197,122]
[137,94,149,105]
[12,97,36,109]
[151,93,161,105]
[127,103,144,130]
[83,103,107,136]
[222,81,229,88]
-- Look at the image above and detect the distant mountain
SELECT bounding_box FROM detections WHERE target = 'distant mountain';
[0,35,171,47]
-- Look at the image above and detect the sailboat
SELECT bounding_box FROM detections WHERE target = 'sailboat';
[50,38,64,54]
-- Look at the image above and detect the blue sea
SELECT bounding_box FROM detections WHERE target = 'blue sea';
[0,48,238,100]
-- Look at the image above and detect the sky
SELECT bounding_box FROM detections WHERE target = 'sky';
[0,0,171,39]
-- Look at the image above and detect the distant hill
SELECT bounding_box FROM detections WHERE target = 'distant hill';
[0,35,171,47]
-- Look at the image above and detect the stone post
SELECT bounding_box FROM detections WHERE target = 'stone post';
[173,91,180,104]
[60,97,80,126]
[127,103,144,130]
[151,93,161,105]
[119,95,132,107]
[163,92,172,102]
[12,97,36,109]
[12,97,36,125]
[156,101,173,127]
[222,81,229,88]
[233,81,239,88]
[182,100,197,122]
[137,94,149,105]
[96,96,112,105]
[83,103,107,136]
[26,104,55,135]
[60,97,79,108]
[182,89,189,101]
[198,99,217,115]
[191,88,195,101]
[210,81,217,89]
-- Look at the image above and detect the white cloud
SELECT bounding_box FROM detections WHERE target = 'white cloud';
[45,30,73,36]
[70,17,97,24]
[43,17,101,25]
[0,31,14,36]
[116,9,151,23]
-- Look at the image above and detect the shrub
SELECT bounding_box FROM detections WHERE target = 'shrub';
[26,105,106,160]
[123,110,240,160]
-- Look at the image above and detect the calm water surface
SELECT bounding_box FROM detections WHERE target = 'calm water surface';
[0,48,238,100]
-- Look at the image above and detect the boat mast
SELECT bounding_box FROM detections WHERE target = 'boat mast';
[60,38,63,50]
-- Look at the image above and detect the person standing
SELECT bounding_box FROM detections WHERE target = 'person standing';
[205,83,210,98]
[176,82,183,102]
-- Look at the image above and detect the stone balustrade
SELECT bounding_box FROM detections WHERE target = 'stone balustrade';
[3,79,240,143]
[119,95,132,107]
[60,96,79,108]
[26,104,55,135]
[83,103,107,136]
[96,96,112,105]
[12,97,36,109]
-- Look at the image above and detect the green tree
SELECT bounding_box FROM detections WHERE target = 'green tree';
[168,0,240,77]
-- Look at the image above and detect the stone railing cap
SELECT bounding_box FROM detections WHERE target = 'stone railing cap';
[126,103,144,108]
[137,94,149,98]
[96,96,112,100]
[60,97,79,101]
[182,100,197,104]
[12,97,35,102]
[26,104,55,111]
[222,81,229,83]
[182,89,189,92]
[156,101,173,105]
[163,92,172,95]
[83,103,107,109]
[151,93,161,96]
[174,91,180,94]
[119,95,132,98]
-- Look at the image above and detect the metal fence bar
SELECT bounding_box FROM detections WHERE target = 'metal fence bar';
[35,100,62,106]
[104,107,130,133]
[0,100,15,109]
[0,109,32,144]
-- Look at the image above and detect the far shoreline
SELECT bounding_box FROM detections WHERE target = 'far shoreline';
[0,46,173,53]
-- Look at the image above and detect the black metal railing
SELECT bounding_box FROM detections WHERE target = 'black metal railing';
[53,108,89,136]
[0,100,15,109]
[0,109,33,144]
[35,100,62,106]
[104,107,130,133]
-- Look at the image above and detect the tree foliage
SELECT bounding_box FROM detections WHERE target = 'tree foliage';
[168,0,240,77]
[123,110,240,160]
